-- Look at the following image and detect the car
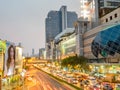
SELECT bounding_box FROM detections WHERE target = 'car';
[70,78,78,84]
[103,84,113,90]
[89,86,100,90]
[79,80,89,88]
[93,84,101,90]
[62,75,66,80]
[25,73,30,78]
[88,80,97,85]
[65,76,74,83]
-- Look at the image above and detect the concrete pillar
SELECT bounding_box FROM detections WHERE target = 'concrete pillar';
[75,19,89,56]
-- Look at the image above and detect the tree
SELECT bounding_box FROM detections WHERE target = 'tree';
[61,55,90,72]
[77,56,89,72]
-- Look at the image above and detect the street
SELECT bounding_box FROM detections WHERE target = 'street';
[25,66,73,90]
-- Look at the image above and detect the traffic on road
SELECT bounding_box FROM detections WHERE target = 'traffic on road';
[34,64,120,90]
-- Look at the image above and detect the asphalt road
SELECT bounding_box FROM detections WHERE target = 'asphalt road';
[25,66,73,90]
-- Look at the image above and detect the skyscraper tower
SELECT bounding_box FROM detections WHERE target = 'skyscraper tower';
[80,0,120,18]
[45,6,77,43]
[32,48,34,56]
[45,11,61,43]
[45,6,78,59]
[79,0,120,28]
[99,0,120,17]
[60,6,67,31]
[80,0,89,18]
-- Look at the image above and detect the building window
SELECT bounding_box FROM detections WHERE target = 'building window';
[107,2,111,6]
[114,13,117,18]
[106,18,108,22]
[107,1,120,6]
[100,1,104,7]
[110,16,112,20]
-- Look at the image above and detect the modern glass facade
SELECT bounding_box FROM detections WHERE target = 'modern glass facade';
[45,6,77,43]
[45,11,61,43]
[91,24,120,58]
[61,36,76,56]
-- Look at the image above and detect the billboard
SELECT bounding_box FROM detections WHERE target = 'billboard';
[0,40,23,77]
[1,41,23,90]
[3,42,23,77]
[4,42,16,76]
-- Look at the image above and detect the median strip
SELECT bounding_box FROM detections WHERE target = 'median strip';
[34,66,83,90]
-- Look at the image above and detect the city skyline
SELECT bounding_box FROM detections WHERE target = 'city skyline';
[0,0,80,55]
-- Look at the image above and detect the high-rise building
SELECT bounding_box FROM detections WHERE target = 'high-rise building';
[79,0,120,28]
[80,0,120,18]
[80,0,89,18]
[60,6,67,31]
[79,0,99,28]
[45,11,61,43]
[99,0,120,17]
[39,48,45,59]
[59,6,78,31]
[45,6,77,43]
[67,12,78,28]
[45,6,77,59]
[32,48,34,56]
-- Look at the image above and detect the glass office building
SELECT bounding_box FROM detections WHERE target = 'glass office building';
[91,24,120,58]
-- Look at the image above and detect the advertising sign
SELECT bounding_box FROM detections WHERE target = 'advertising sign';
[1,41,23,90]
[4,42,15,76]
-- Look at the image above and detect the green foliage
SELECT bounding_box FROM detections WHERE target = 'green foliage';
[24,66,29,70]
[61,55,90,72]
